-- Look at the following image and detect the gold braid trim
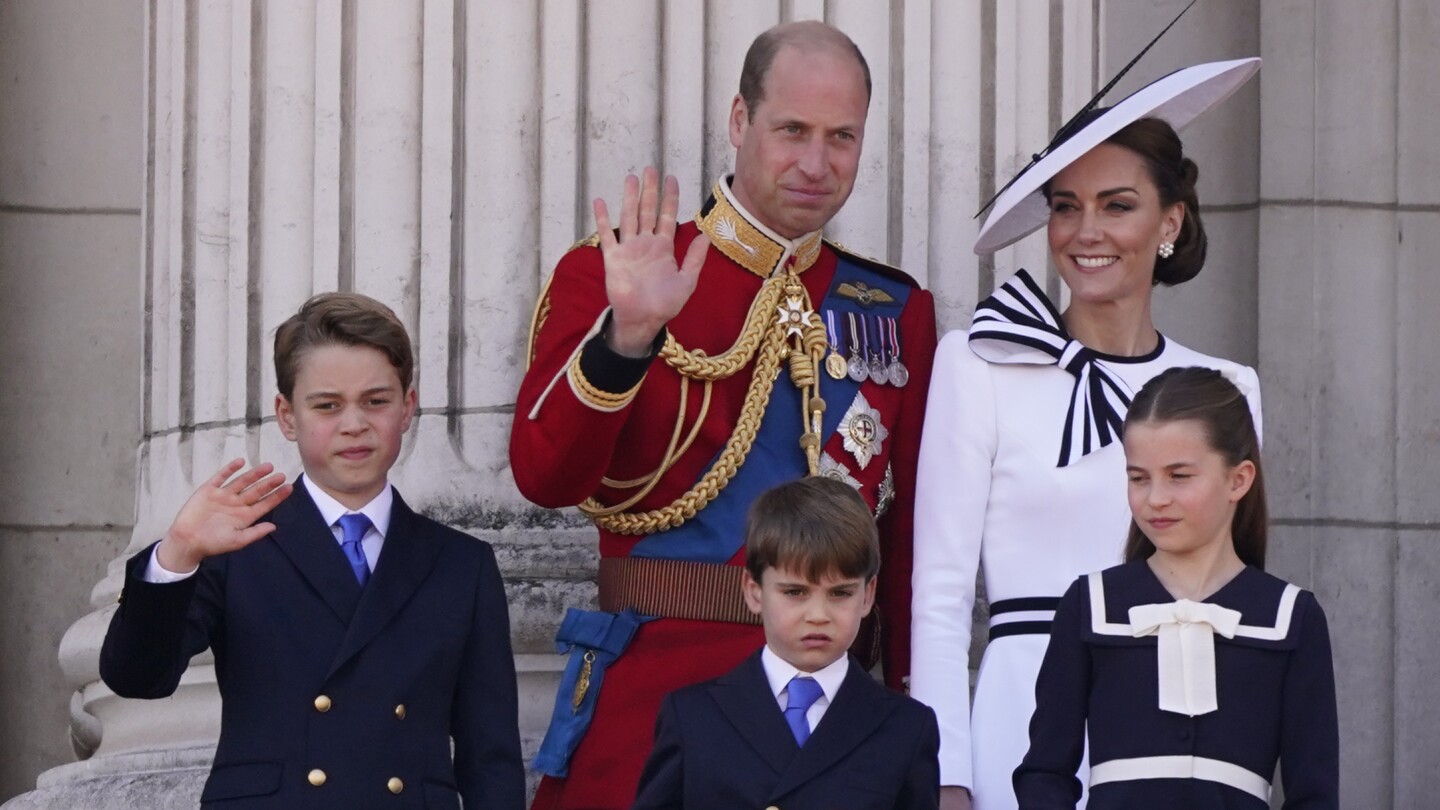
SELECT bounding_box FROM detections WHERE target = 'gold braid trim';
[568,356,644,412]
[578,310,790,534]
[658,275,787,380]
[583,375,693,514]
[593,276,783,492]
[525,275,557,370]
[601,380,712,489]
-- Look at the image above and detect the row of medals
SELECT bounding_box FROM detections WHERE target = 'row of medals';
[822,312,909,388]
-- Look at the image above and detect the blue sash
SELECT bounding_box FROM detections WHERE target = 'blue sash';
[629,254,912,562]
[531,608,654,776]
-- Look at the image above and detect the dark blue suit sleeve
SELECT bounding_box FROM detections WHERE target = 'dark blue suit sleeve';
[1279,593,1340,809]
[1013,579,1088,809]
[450,541,525,809]
[897,704,942,810]
[630,692,685,810]
[99,542,223,699]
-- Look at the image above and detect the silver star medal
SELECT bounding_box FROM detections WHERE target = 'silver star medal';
[837,392,888,470]
[875,464,896,518]
[818,452,862,492]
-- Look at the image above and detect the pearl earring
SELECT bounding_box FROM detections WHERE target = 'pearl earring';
[1158,241,1175,259]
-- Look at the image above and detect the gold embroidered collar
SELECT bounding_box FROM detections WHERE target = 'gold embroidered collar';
[695,178,823,278]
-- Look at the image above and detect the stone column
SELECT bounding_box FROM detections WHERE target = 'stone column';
[1258,0,1440,804]
[5,1,587,805]
[0,0,143,802]
[1102,0,1263,365]
[11,1,1303,806]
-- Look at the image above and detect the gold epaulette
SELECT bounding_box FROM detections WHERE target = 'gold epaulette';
[524,272,557,371]
[567,231,602,252]
[525,234,605,370]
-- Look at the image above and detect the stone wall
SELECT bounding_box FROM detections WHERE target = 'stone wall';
[2,0,1435,806]
[0,0,144,801]
[1257,1,1440,804]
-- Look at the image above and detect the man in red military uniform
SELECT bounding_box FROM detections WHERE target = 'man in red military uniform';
[512,20,937,810]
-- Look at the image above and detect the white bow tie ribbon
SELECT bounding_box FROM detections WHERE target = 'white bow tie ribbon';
[1128,600,1243,716]
[969,269,1135,467]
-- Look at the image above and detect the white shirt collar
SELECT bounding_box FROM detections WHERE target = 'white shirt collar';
[301,473,393,538]
[760,645,849,704]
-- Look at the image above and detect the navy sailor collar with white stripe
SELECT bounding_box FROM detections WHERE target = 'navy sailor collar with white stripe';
[1084,560,1305,650]
[969,268,1164,467]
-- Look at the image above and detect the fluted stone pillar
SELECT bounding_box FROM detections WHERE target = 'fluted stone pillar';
[1258,1,1440,804]
[0,0,144,802]
[7,1,584,805]
[11,1,1310,806]
[1103,0,1263,365]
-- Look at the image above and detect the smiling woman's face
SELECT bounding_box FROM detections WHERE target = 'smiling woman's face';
[1045,143,1183,309]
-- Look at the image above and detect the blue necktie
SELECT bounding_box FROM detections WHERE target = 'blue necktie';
[783,676,824,746]
[337,513,372,586]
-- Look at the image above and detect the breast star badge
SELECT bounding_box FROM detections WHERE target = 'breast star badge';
[818,452,862,491]
[876,464,895,518]
[837,392,888,470]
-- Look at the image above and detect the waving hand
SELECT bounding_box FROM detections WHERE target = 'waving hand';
[154,459,293,573]
[594,167,710,357]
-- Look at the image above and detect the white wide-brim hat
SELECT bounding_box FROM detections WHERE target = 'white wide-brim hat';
[973,56,1261,255]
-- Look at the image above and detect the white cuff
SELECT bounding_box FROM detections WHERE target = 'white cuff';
[142,544,199,584]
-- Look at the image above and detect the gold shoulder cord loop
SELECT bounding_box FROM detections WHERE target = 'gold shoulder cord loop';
[658,276,786,379]
[579,271,826,534]
[580,377,690,516]
[591,275,784,493]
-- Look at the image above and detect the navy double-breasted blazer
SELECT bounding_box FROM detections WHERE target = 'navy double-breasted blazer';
[630,651,940,810]
[99,485,524,809]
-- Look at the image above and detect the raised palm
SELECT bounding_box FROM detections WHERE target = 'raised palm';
[594,168,710,356]
[156,459,292,572]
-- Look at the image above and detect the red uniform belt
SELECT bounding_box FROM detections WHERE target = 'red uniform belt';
[597,557,761,626]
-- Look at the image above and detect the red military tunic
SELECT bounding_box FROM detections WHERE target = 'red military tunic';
[512,179,936,810]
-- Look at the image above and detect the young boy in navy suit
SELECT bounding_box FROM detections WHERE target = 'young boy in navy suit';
[100,292,524,809]
[630,476,940,809]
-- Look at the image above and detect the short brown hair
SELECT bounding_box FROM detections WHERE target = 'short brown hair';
[745,477,880,584]
[273,292,414,400]
[738,21,872,121]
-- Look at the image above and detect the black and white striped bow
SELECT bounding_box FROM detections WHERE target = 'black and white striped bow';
[969,269,1135,467]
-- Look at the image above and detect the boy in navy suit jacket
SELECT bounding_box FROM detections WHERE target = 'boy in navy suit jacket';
[100,292,524,808]
[631,477,940,810]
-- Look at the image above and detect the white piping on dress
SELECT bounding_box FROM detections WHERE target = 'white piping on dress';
[1086,572,1302,639]
[1089,755,1270,802]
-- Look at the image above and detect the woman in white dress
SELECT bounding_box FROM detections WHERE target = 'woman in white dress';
[909,59,1264,810]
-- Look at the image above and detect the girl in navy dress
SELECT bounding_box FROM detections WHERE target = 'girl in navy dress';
[1014,367,1338,808]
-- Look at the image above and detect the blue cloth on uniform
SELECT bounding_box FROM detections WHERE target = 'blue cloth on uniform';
[628,255,911,564]
[532,607,654,777]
